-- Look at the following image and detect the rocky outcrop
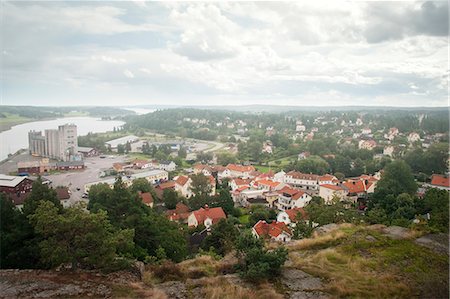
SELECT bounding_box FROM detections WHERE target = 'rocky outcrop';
[281,268,330,299]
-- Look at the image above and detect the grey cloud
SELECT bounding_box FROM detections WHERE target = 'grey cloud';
[364,1,448,43]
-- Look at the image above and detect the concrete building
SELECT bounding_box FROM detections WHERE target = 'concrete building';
[28,124,78,161]
[105,135,139,151]
[28,131,46,157]
[58,124,78,161]
[45,129,60,159]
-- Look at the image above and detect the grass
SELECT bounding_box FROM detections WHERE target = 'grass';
[238,214,250,224]
[196,277,283,299]
[288,225,449,298]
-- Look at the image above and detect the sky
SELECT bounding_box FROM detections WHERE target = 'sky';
[1,1,448,107]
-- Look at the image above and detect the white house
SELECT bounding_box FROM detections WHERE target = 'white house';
[187,206,226,228]
[319,184,347,204]
[408,132,421,143]
[277,208,307,227]
[276,187,312,210]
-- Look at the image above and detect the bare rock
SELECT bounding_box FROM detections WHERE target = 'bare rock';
[415,233,449,255]
[314,224,339,236]
[158,281,188,299]
[281,269,323,291]
[382,226,411,240]
[290,291,330,299]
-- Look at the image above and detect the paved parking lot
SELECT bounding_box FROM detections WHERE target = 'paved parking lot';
[46,155,127,204]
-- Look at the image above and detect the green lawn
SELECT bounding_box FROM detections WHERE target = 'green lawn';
[238,214,250,224]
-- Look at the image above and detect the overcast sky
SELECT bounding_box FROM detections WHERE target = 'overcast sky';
[1,1,448,107]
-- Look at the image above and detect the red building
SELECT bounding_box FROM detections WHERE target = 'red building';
[0,174,34,197]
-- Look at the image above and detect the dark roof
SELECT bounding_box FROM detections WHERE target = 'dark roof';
[56,187,70,200]
[56,161,85,167]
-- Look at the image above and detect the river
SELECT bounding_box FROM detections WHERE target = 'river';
[0,117,125,161]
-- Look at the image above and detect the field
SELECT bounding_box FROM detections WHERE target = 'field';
[0,113,33,132]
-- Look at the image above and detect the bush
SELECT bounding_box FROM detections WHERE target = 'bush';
[151,261,185,282]
[235,232,288,282]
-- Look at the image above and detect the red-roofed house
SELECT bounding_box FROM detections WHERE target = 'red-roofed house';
[166,203,190,223]
[342,180,374,202]
[276,187,312,210]
[226,164,256,178]
[138,191,154,208]
[229,178,253,191]
[277,208,308,227]
[174,175,193,198]
[254,179,285,192]
[174,174,216,198]
[155,181,176,199]
[319,184,347,204]
[188,205,226,228]
[252,220,292,242]
[429,174,450,191]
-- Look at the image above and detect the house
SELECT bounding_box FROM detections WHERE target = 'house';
[138,191,154,208]
[187,205,226,228]
[273,170,286,182]
[428,174,450,191]
[254,179,285,192]
[133,159,152,169]
[252,220,292,242]
[84,170,168,193]
[166,203,190,223]
[232,188,265,207]
[277,208,308,227]
[356,118,363,126]
[155,180,176,199]
[383,146,394,157]
[174,174,216,198]
[56,161,85,171]
[319,184,347,204]
[298,151,310,160]
[361,128,372,135]
[318,174,338,185]
[193,164,213,176]
[174,175,193,198]
[105,135,139,151]
[55,187,71,208]
[358,140,377,150]
[226,164,256,178]
[276,186,312,210]
[0,174,34,196]
[284,171,319,192]
[229,178,252,191]
[264,191,279,208]
[78,146,98,157]
[17,159,54,175]
[342,179,375,202]
[262,141,273,154]
[158,161,177,172]
[408,132,421,143]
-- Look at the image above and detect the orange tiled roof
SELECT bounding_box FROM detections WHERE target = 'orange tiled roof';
[175,175,189,186]
[431,174,450,187]
[226,164,256,173]
[320,184,344,191]
[253,220,292,238]
[191,206,226,225]
[285,208,308,221]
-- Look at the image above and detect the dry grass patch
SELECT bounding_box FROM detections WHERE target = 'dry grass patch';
[178,255,220,278]
[288,230,347,251]
[199,277,283,299]
[292,248,411,298]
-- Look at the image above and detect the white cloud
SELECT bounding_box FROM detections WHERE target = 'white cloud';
[123,69,135,78]
[1,1,448,107]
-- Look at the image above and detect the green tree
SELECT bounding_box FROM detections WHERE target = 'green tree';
[216,152,238,166]
[162,189,180,210]
[213,189,234,215]
[117,144,125,154]
[130,178,153,194]
[190,173,211,198]
[202,219,239,256]
[373,160,417,200]
[30,201,134,270]
[235,232,288,282]
[22,177,62,217]
[178,147,187,159]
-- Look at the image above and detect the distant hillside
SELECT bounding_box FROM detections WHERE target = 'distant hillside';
[128,104,449,113]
